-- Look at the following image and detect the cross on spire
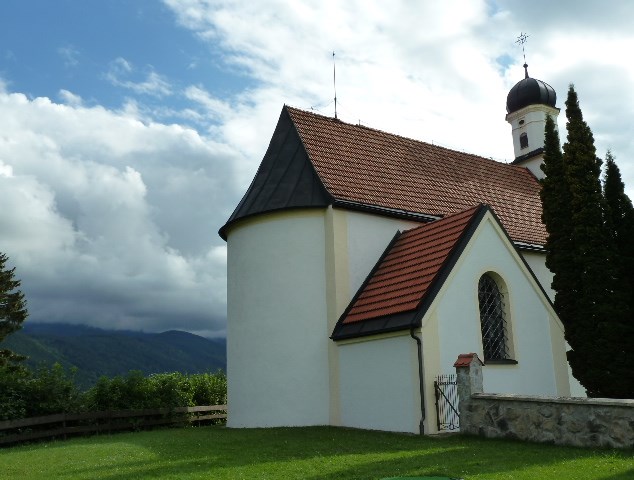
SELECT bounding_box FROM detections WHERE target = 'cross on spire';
[516,32,530,78]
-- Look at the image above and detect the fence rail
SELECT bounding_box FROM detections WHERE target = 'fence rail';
[0,405,227,446]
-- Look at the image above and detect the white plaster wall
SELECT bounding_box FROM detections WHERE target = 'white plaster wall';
[507,105,559,160]
[521,251,554,301]
[521,251,587,397]
[429,216,567,397]
[346,210,422,298]
[338,335,421,433]
[226,210,330,427]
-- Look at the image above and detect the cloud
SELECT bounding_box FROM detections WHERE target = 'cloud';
[3,1,634,338]
[57,45,80,68]
[0,90,241,335]
[163,0,634,190]
[105,57,172,97]
[59,89,83,106]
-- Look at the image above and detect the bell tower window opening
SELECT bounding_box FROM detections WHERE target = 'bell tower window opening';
[519,132,529,149]
[478,273,510,361]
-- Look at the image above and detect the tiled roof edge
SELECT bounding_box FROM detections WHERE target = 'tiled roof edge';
[409,204,490,328]
[286,106,516,167]
[513,241,545,252]
[333,200,441,223]
[331,230,404,341]
[331,311,418,341]
[512,147,544,164]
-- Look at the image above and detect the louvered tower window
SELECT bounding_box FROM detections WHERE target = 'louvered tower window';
[519,132,529,149]
[478,274,509,360]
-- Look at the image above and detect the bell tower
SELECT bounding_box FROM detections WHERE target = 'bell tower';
[505,63,559,179]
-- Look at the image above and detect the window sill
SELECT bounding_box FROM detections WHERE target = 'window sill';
[484,359,518,365]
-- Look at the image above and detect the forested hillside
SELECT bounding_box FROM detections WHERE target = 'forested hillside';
[4,323,226,389]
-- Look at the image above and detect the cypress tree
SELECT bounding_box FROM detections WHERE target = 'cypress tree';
[603,152,634,396]
[540,115,577,330]
[542,85,631,398]
[603,151,634,298]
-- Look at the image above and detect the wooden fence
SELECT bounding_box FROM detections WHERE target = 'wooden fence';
[0,405,227,446]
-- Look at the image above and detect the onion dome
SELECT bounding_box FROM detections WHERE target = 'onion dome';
[506,64,556,114]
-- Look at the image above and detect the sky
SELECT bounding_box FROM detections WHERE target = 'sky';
[1,1,633,338]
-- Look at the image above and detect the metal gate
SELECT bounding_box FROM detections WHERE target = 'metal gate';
[434,374,460,431]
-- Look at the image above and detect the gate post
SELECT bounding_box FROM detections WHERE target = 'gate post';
[454,353,484,434]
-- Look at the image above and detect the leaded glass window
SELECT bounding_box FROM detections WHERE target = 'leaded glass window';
[478,274,509,360]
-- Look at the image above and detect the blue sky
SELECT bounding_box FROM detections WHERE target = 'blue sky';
[0,1,251,124]
[0,0,633,337]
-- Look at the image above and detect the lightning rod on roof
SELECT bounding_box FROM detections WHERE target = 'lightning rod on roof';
[333,51,338,119]
[515,32,530,78]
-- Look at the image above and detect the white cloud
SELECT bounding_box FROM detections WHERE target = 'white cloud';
[59,89,83,106]
[0,90,241,335]
[57,45,80,68]
[106,57,172,97]
[3,1,634,337]
[163,0,634,191]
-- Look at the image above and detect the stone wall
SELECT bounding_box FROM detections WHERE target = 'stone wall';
[454,353,634,449]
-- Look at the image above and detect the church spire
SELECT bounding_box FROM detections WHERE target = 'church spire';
[506,33,560,179]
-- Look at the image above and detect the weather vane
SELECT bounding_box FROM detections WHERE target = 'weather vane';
[515,32,530,78]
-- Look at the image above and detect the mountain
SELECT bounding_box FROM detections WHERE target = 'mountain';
[3,323,226,389]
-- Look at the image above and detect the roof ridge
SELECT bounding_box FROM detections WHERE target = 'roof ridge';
[285,105,520,170]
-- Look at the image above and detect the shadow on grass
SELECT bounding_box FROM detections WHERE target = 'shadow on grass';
[8,426,634,480]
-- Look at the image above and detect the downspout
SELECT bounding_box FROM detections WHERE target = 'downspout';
[410,328,425,435]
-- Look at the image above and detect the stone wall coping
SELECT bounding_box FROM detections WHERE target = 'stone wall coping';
[472,392,634,408]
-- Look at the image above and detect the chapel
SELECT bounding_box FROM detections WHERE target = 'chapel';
[220,66,577,434]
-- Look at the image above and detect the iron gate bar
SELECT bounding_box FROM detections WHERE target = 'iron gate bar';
[434,374,460,431]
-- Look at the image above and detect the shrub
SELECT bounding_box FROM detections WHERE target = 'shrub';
[83,370,226,412]
[0,363,29,420]
[24,363,83,416]
[0,368,227,420]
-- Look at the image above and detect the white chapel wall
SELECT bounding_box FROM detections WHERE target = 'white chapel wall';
[337,334,421,434]
[345,210,422,299]
[226,210,331,427]
[424,215,570,398]
[519,250,586,396]
[520,250,554,301]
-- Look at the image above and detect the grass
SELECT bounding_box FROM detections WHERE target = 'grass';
[0,426,633,480]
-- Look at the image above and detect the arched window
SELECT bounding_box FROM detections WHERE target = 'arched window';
[519,132,529,149]
[478,273,510,361]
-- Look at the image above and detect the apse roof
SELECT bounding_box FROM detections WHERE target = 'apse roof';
[220,106,547,247]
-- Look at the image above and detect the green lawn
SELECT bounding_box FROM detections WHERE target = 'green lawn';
[1,426,632,480]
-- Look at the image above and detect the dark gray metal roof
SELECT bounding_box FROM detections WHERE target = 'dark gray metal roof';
[219,107,333,239]
[506,77,557,114]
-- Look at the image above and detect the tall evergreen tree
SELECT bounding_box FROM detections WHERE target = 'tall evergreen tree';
[603,152,634,398]
[540,115,576,330]
[0,252,28,369]
[603,151,634,300]
[541,85,632,398]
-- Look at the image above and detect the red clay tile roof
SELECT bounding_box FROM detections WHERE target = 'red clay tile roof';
[342,205,483,325]
[287,106,546,246]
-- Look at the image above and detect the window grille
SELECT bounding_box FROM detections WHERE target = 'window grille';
[478,274,509,360]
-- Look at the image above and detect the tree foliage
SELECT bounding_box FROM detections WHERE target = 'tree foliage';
[603,151,634,302]
[0,366,226,421]
[0,252,28,369]
[541,85,633,398]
